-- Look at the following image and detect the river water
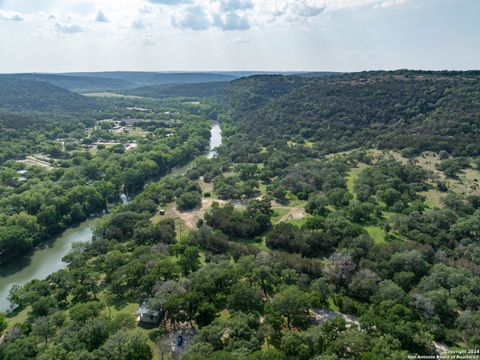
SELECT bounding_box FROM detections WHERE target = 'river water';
[208,124,222,159]
[0,220,95,312]
[0,124,222,313]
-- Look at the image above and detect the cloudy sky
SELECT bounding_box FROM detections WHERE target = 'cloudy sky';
[0,0,478,72]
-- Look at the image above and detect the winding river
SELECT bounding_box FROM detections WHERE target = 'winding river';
[0,124,222,313]
[208,123,222,159]
[0,220,95,312]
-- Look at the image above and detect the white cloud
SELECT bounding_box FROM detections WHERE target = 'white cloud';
[214,11,250,31]
[295,3,325,17]
[0,9,24,21]
[375,0,407,9]
[219,0,254,12]
[148,0,192,5]
[172,5,211,30]
[55,22,86,33]
[95,10,109,23]
[0,0,412,38]
[132,19,146,29]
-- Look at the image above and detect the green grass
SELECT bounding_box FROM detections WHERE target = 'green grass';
[271,208,289,223]
[420,189,444,209]
[251,237,268,251]
[346,164,368,198]
[219,309,230,320]
[258,183,268,195]
[382,211,396,220]
[365,225,386,243]
[327,298,339,312]
[6,306,30,328]
[285,216,309,227]
[199,251,207,266]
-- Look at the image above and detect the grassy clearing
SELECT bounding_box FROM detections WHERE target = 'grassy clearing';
[287,140,314,148]
[258,183,268,196]
[151,202,178,224]
[414,152,442,174]
[420,189,445,208]
[83,92,144,99]
[251,237,268,252]
[6,306,30,328]
[346,163,368,198]
[219,309,230,320]
[285,216,309,228]
[199,178,214,195]
[453,168,480,195]
[125,127,149,138]
[327,298,339,312]
[271,208,290,223]
[365,225,386,244]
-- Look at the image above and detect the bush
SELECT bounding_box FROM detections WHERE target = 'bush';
[177,191,202,211]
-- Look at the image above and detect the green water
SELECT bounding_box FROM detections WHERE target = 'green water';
[0,219,95,312]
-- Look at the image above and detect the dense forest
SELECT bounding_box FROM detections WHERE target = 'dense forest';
[120,82,229,100]
[221,71,480,156]
[0,71,479,360]
[66,72,239,87]
[0,74,134,94]
[0,78,97,113]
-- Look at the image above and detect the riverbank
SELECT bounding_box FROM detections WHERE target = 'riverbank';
[0,219,95,313]
[0,123,222,313]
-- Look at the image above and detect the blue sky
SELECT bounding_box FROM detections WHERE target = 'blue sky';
[0,0,478,72]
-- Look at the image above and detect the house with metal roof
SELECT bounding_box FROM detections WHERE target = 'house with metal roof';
[136,300,161,324]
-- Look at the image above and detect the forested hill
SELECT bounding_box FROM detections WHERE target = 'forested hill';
[220,71,480,156]
[120,81,229,99]
[1,73,134,93]
[66,71,238,87]
[0,77,97,113]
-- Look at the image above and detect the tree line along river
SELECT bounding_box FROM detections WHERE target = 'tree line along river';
[0,124,222,313]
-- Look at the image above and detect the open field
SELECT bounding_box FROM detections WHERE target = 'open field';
[83,92,145,99]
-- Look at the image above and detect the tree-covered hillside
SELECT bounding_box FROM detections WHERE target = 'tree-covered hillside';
[1,74,135,93]
[120,81,229,99]
[221,71,480,156]
[67,72,238,87]
[0,77,97,113]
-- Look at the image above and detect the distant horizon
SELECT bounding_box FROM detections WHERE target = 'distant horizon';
[1,68,479,75]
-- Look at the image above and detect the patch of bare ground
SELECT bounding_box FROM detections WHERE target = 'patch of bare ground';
[271,201,306,224]
[278,206,306,223]
[414,152,442,174]
[199,177,213,194]
[174,198,227,229]
[451,168,480,196]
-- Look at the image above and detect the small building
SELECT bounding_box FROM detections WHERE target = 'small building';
[309,309,359,327]
[17,169,28,175]
[136,300,161,324]
[159,209,166,216]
